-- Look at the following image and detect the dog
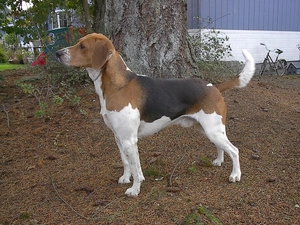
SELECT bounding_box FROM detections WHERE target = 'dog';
[56,33,255,196]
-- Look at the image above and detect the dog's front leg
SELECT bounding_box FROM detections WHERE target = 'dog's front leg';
[115,137,131,184]
[104,106,145,196]
[116,136,145,196]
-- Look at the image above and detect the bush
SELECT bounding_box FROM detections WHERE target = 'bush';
[194,29,232,62]
[15,58,91,120]
[32,59,89,86]
[0,44,7,63]
[189,29,244,81]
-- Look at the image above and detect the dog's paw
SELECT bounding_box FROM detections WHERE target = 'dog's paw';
[229,172,241,183]
[125,187,140,197]
[118,175,131,184]
[212,158,223,166]
[139,175,145,182]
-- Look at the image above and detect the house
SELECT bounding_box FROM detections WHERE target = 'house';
[286,61,300,74]
[187,0,300,63]
[46,9,84,30]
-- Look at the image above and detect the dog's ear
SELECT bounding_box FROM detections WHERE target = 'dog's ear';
[91,39,112,70]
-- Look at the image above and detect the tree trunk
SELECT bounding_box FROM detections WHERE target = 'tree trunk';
[93,0,106,34]
[104,0,199,78]
[82,0,92,33]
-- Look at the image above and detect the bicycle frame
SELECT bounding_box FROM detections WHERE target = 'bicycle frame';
[259,43,286,75]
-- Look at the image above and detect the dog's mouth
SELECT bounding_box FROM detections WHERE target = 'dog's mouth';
[56,50,63,59]
[56,50,70,65]
[56,56,63,64]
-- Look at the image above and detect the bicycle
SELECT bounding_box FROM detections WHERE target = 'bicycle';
[259,43,287,76]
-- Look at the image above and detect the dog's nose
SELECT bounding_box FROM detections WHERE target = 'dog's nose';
[56,50,63,58]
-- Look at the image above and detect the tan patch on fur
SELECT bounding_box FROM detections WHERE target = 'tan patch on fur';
[101,53,144,112]
[187,87,227,124]
[104,78,144,112]
[215,77,240,93]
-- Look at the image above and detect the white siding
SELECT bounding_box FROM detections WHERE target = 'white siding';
[189,29,300,63]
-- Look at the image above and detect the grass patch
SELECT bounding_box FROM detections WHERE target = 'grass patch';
[19,212,31,220]
[183,205,223,225]
[198,205,223,225]
[199,156,213,167]
[188,164,197,173]
[143,165,162,178]
[183,212,203,225]
[0,63,25,71]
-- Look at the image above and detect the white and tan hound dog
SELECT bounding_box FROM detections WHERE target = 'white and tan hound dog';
[56,33,255,196]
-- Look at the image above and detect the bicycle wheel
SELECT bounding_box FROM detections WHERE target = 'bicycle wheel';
[276,59,287,75]
[259,59,268,75]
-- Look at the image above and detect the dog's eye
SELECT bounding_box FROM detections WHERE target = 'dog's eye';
[79,44,85,49]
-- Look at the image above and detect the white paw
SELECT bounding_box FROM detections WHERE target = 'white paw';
[118,175,131,184]
[229,172,241,183]
[125,187,140,197]
[139,175,145,182]
[212,158,223,166]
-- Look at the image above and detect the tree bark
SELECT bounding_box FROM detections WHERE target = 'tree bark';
[82,0,92,33]
[104,0,199,78]
[93,0,106,34]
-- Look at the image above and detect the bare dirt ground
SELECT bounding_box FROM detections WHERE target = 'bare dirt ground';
[0,68,299,225]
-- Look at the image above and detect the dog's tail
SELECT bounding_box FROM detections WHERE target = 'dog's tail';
[215,50,255,93]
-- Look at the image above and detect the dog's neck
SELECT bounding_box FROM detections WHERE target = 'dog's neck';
[86,68,106,114]
[101,53,136,93]
[86,68,102,82]
[86,53,135,115]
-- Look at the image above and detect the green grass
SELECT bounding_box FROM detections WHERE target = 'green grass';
[183,205,223,225]
[198,205,223,225]
[143,165,162,178]
[0,63,25,71]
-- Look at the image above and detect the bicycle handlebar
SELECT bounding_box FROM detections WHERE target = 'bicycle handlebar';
[260,43,283,54]
[260,43,270,52]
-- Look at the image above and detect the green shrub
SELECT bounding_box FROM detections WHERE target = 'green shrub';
[32,60,89,86]
[189,28,238,81]
[0,45,7,63]
[188,17,243,81]
[15,58,91,121]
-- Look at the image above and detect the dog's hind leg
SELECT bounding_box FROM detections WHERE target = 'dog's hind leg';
[196,110,241,182]
[212,148,224,166]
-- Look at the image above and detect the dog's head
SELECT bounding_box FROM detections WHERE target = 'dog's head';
[56,33,115,70]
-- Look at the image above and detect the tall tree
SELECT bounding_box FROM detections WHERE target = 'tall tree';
[1,0,64,42]
[81,0,92,33]
[93,0,106,34]
[104,0,199,78]
[2,0,198,78]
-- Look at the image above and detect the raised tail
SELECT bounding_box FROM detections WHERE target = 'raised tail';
[215,50,255,93]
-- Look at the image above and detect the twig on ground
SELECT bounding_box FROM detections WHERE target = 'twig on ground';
[51,177,89,220]
[91,196,141,222]
[51,177,141,222]
[92,197,119,218]
[9,213,21,225]
[169,153,186,187]
[1,104,10,128]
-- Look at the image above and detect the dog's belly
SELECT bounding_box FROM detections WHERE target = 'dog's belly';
[138,115,196,138]
[138,116,171,138]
